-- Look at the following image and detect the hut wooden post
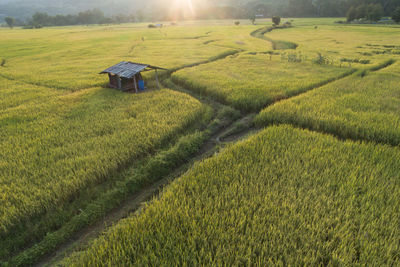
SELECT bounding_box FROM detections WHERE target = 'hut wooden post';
[155,69,160,89]
[133,75,138,93]
[117,76,122,90]
[108,73,112,87]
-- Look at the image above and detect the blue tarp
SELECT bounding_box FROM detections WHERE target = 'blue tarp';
[138,80,145,91]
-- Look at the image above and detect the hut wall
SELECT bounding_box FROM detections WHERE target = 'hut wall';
[108,74,119,88]
[121,78,135,90]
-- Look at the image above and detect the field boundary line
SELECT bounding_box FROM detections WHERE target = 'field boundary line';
[271,68,357,106]
[257,119,400,148]
[256,60,399,147]
[250,26,298,50]
[0,72,99,93]
[369,58,396,72]
[170,65,357,114]
[33,111,254,267]
[168,49,241,75]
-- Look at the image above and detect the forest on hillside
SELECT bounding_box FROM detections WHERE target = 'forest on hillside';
[1,0,400,25]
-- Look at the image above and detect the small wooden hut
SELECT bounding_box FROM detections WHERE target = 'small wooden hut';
[100,61,167,92]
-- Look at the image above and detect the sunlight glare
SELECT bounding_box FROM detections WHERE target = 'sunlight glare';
[172,0,195,15]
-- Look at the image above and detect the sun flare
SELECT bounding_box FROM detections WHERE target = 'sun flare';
[172,0,195,15]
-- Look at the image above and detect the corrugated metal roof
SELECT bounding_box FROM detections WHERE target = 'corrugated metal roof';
[100,61,166,78]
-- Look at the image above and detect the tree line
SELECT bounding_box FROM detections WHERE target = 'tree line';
[4,9,138,28]
[3,0,400,28]
[224,0,400,18]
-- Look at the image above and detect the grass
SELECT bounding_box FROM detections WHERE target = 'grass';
[0,22,249,264]
[3,130,211,267]
[205,25,273,52]
[66,125,400,266]
[264,24,400,67]
[251,25,299,50]
[256,68,400,146]
[172,53,353,112]
[0,25,235,90]
[2,18,400,266]
[0,76,205,235]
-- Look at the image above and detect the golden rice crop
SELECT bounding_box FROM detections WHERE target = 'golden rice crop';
[67,125,400,266]
[2,18,400,266]
[172,53,352,112]
[0,76,204,234]
[0,25,235,91]
[256,67,400,146]
[265,24,400,66]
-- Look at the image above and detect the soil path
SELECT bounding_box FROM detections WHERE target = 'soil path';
[33,26,396,267]
[37,112,255,267]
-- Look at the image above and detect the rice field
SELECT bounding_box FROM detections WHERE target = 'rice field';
[0,22,252,237]
[0,25,235,90]
[256,66,400,146]
[0,77,205,234]
[66,125,400,266]
[172,53,353,112]
[265,24,400,67]
[1,18,400,266]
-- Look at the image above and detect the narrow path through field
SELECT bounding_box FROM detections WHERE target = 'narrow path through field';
[32,46,258,266]
[31,26,397,267]
[36,111,256,267]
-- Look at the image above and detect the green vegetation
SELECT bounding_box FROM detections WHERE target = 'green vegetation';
[251,25,298,50]
[4,130,212,267]
[0,78,205,234]
[205,25,273,52]
[346,4,384,22]
[0,25,234,90]
[4,17,15,28]
[67,125,400,266]
[393,7,400,23]
[256,66,400,146]
[265,25,400,66]
[26,9,136,28]
[172,53,353,112]
[1,21,257,265]
[2,18,400,266]
[272,16,281,26]
[3,0,400,23]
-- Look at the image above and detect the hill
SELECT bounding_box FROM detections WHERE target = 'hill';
[0,0,150,19]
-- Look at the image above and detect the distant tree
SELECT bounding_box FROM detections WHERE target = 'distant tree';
[250,14,256,25]
[5,17,15,28]
[31,12,51,26]
[272,16,281,25]
[234,21,240,25]
[346,6,357,22]
[288,0,316,17]
[355,4,367,19]
[393,7,400,22]
[366,4,384,21]
[346,3,384,22]
[77,9,107,25]
[315,0,344,17]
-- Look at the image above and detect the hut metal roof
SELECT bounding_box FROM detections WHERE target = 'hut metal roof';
[100,61,167,78]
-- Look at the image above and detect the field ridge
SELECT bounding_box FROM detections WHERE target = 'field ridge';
[251,26,299,50]
[29,105,251,267]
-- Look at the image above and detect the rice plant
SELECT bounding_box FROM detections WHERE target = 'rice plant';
[256,69,400,146]
[0,77,205,234]
[66,125,400,266]
[172,53,352,112]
